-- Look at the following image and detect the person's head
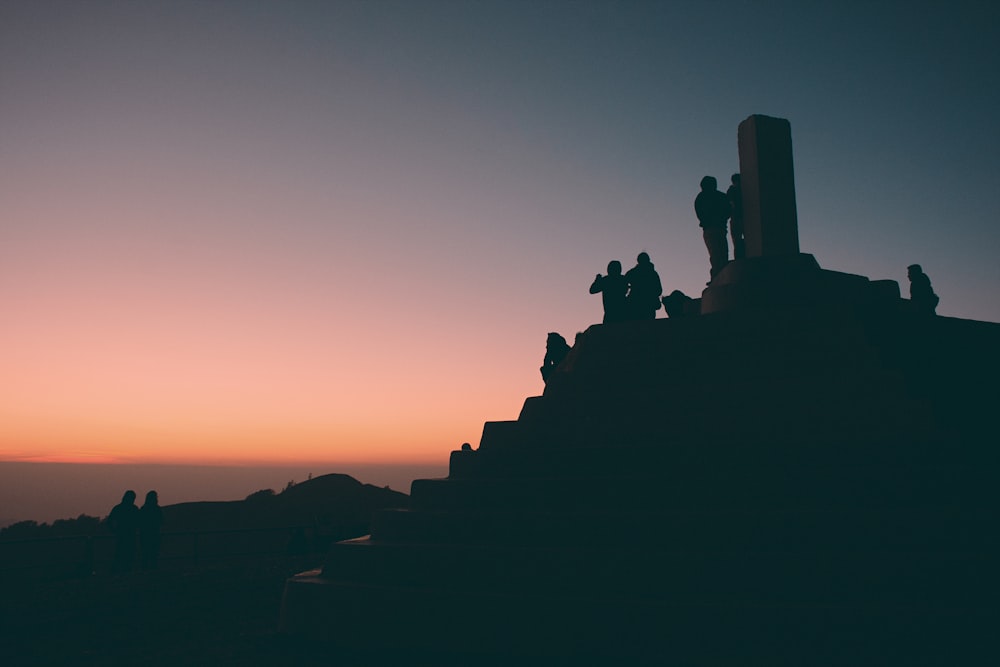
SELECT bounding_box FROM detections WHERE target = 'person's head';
[607,260,622,276]
[663,290,689,317]
[731,173,740,185]
[144,490,158,506]
[546,332,567,348]
[907,264,923,280]
[637,252,651,265]
[700,176,717,192]
[122,490,137,504]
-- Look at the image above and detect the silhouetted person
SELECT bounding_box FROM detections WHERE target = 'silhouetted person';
[624,252,663,320]
[727,173,745,260]
[907,264,939,315]
[589,260,628,323]
[695,176,731,281]
[139,490,163,570]
[662,290,694,318]
[540,332,570,383]
[108,490,139,573]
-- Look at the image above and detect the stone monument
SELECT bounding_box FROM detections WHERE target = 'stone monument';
[701,114,898,314]
[279,116,999,664]
[739,114,800,257]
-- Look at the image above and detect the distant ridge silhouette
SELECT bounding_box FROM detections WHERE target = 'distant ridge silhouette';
[150,474,408,532]
[1,473,407,541]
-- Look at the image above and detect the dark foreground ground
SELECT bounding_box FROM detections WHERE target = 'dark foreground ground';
[7,554,988,666]
[1,557,343,666]
[2,559,545,667]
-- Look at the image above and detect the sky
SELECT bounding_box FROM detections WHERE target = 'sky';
[2,1,999,468]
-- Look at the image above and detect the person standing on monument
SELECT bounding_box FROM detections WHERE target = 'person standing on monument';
[624,252,663,320]
[694,176,731,281]
[726,173,745,260]
[907,264,939,315]
[589,260,628,324]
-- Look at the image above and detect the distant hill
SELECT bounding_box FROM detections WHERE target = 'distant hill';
[163,473,408,532]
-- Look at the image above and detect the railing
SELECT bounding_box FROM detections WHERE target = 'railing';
[0,525,343,582]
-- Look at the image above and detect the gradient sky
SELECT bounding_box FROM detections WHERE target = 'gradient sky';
[2,1,998,466]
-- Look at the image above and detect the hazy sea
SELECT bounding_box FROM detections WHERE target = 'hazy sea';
[0,461,447,527]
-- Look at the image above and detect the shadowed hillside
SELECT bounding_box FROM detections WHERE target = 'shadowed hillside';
[2,474,411,665]
[162,473,408,531]
[1,473,408,541]
[0,474,409,587]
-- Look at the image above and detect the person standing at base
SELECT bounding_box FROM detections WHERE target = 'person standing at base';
[589,260,628,324]
[107,490,139,574]
[907,264,939,315]
[139,490,164,570]
[695,176,731,281]
[727,173,745,260]
[624,252,663,320]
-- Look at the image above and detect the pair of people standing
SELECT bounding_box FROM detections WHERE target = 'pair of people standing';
[590,252,663,323]
[108,489,163,572]
[695,174,745,282]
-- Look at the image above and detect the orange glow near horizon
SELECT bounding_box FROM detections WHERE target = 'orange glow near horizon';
[0,265,535,466]
[0,207,542,467]
[5,2,997,471]
[0,173,554,467]
[0,417,473,466]
[0,351,528,466]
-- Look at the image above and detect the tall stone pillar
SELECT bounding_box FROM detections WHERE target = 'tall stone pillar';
[738,115,799,257]
[702,115,899,314]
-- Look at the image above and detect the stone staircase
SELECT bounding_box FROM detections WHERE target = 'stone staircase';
[280,307,999,664]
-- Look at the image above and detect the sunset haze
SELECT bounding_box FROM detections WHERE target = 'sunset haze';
[3,1,998,472]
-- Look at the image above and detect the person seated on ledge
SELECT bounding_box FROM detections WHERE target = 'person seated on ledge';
[540,332,571,383]
[662,290,694,318]
[625,252,663,320]
[907,264,939,315]
[589,260,628,323]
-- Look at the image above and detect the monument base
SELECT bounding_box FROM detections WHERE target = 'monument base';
[700,253,900,314]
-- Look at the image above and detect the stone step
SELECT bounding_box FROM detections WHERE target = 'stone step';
[543,318,908,396]
[451,429,984,479]
[317,537,991,607]
[566,310,889,364]
[479,389,944,457]
[541,367,923,414]
[281,573,992,663]
[370,507,994,550]
[410,464,990,512]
